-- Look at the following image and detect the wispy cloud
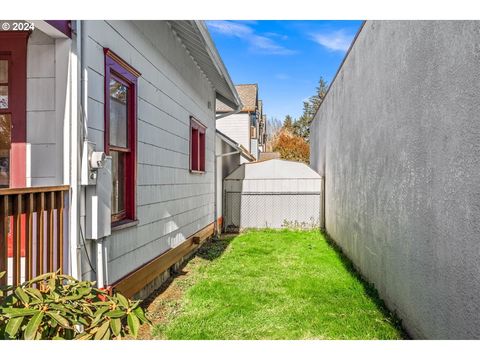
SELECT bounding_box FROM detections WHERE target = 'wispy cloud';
[275,73,290,80]
[310,30,354,52]
[207,21,295,55]
[264,32,289,41]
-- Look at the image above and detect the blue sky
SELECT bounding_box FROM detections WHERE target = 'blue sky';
[207,20,363,121]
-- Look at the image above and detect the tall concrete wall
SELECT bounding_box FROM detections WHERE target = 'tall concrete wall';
[310,21,480,339]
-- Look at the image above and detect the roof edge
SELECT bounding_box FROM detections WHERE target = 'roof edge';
[194,21,242,112]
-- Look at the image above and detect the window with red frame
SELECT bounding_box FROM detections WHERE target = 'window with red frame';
[104,49,141,225]
[190,117,206,172]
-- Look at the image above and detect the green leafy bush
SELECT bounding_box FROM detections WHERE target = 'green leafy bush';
[0,271,150,340]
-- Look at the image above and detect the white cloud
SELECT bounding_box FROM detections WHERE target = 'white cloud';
[310,30,354,52]
[207,21,295,55]
[275,73,290,80]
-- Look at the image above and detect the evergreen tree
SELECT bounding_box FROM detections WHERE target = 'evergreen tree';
[283,115,294,132]
[293,77,329,141]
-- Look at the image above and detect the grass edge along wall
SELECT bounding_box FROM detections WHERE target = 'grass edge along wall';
[310,20,480,339]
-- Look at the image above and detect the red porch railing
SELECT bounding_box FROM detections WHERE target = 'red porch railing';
[0,185,69,286]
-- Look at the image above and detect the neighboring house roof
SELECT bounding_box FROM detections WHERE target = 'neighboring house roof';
[168,21,242,111]
[216,84,258,113]
[216,130,256,162]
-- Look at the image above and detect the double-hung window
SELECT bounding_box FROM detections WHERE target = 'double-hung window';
[104,49,140,225]
[190,117,206,173]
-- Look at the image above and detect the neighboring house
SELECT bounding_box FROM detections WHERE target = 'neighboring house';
[216,84,267,161]
[257,100,268,153]
[310,21,480,339]
[0,20,241,299]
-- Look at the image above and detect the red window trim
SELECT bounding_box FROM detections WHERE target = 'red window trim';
[190,116,206,173]
[104,48,141,226]
[0,31,29,188]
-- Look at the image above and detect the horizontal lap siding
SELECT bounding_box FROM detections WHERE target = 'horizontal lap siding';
[82,20,216,284]
[26,30,59,186]
[216,113,250,151]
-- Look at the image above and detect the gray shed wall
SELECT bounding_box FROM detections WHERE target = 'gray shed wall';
[224,160,322,230]
[310,21,480,339]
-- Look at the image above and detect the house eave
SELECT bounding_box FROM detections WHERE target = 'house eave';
[168,20,242,112]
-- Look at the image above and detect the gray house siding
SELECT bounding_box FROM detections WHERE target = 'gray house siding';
[81,21,216,284]
[216,113,250,152]
[310,21,480,339]
[25,28,70,187]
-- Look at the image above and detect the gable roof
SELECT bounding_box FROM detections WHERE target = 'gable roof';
[216,84,258,113]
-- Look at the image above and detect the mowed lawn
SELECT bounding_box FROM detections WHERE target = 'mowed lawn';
[150,229,405,340]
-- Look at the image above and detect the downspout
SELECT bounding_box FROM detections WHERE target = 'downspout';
[79,21,106,288]
[213,100,241,238]
[68,21,81,279]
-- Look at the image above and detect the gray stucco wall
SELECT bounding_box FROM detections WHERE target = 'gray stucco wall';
[310,21,480,339]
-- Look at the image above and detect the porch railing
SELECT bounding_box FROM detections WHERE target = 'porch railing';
[0,185,69,286]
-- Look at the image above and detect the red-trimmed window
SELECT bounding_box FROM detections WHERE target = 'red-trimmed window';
[104,49,141,225]
[190,117,206,172]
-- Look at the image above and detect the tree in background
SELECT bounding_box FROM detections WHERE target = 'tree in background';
[271,127,310,163]
[283,115,294,132]
[293,77,328,141]
[267,77,328,163]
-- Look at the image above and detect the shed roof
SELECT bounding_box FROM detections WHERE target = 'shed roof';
[225,159,321,180]
[216,84,258,113]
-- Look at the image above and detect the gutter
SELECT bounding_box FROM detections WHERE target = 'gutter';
[215,107,241,120]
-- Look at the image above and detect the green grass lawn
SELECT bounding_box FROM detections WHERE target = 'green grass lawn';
[150,229,405,340]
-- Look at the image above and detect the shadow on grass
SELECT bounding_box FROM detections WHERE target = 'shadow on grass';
[140,235,236,310]
[322,231,410,339]
[195,234,235,261]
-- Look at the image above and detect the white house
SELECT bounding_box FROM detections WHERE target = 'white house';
[216,84,267,161]
[0,20,241,299]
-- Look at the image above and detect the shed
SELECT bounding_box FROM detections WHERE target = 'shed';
[223,159,323,231]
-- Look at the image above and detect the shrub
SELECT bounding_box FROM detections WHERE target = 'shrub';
[0,271,150,340]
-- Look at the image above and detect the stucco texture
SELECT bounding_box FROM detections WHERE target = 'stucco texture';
[310,21,480,339]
